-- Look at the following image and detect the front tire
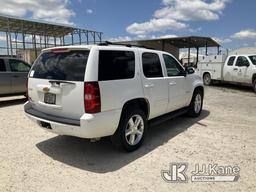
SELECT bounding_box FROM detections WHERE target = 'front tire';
[187,89,203,117]
[111,107,147,152]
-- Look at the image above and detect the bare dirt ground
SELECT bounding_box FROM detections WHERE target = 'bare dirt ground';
[0,85,256,192]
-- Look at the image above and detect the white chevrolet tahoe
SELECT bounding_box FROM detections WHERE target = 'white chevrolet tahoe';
[24,43,204,151]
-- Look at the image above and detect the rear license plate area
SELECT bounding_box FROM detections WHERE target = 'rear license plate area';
[39,121,52,129]
[44,93,56,105]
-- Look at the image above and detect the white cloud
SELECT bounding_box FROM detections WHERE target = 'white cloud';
[0,0,75,25]
[155,0,229,21]
[231,29,256,40]
[0,35,6,41]
[86,9,93,14]
[127,0,229,35]
[139,34,178,40]
[222,38,232,43]
[107,34,179,42]
[213,37,232,44]
[189,27,202,33]
[158,34,178,39]
[107,36,133,42]
[127,18,188,35]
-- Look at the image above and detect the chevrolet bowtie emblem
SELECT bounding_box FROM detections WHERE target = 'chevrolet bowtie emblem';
[43,87,50,93]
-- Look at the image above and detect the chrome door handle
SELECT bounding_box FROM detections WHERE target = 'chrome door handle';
[169,81,177,86]
[144,84,154,88]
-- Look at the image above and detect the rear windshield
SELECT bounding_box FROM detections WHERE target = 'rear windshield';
[31,50,89,81]
[249,55,256,65]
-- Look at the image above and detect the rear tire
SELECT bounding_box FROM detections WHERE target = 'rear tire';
[253,79,256,93]
[111,107,147,152]
[187,89,203,117]
[203,73,212,86]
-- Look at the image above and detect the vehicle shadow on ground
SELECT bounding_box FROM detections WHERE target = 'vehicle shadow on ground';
[0,98,27,108]
[210,82,253,93]
[36,110,210,173]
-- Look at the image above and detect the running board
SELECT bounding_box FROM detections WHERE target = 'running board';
[149,107,189,127]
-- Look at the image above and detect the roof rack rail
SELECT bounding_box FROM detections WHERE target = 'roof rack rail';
[98,41,132,47]
[98,41,155,50]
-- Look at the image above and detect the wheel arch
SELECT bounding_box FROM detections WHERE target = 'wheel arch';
[194,86,204,97]
[203,71,212,78]
[121,98,150,119]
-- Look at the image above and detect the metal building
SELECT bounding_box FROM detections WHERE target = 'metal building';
[118,36,220,67]
[0,14,103,63]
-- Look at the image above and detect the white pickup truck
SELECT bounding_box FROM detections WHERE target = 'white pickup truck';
[197,54,256,92]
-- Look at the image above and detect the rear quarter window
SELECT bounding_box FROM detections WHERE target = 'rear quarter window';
[31,50,89,81]
[98,50,135,81]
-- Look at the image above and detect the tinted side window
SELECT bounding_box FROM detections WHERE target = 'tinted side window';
[235,56,250,67]
[10,60,30,72]
[163,54,184,76]
[98,50,135,81]
[0,59,6,72]
[142,53,163,78]
[227,56,235,66]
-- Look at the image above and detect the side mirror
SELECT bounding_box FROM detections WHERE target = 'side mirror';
[186,67,195,75]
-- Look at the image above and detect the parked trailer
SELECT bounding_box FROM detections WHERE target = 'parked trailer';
[197,54,256,92]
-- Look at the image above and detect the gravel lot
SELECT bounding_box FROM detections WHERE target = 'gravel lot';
[0,85,256,192]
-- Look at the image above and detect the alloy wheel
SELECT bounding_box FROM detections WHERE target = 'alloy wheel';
[125,115,144,146]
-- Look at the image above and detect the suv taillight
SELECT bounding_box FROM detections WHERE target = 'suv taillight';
[84,82,101,113]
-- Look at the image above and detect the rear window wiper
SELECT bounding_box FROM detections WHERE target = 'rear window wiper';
[49,80,76,85]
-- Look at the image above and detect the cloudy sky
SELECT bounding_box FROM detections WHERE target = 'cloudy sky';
[0,0,255,49]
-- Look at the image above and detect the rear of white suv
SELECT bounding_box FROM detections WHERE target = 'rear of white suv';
[25,46,119,138]
[24,45,145,147]
[25,44,204,151]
